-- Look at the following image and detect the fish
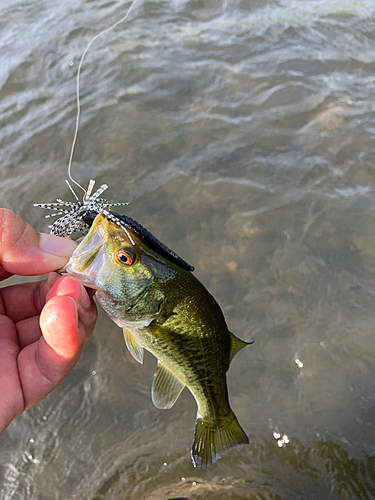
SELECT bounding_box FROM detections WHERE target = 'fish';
[60,211,251,468]
[32,0,250,468]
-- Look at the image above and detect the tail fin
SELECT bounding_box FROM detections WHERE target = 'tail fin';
[191,410,249,469]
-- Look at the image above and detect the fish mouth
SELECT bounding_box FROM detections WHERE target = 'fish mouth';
[59,214,112,289]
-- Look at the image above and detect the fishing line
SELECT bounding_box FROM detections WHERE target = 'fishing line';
[36,0,194,260]
[67,0,139,196]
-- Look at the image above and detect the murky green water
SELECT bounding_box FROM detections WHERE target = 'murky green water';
[1,0,375,498]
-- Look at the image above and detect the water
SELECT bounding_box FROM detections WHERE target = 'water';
[1,0,375,498]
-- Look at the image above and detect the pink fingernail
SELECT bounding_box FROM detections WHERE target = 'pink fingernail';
[79,288,91,310]
[39,233,77,257]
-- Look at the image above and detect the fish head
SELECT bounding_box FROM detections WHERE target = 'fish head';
[62,214,169,323]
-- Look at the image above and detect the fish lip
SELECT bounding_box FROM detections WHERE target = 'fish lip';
[57,268,101,291]
[61,251,104,288]
[57,216,109,285]
[56,266,67,275]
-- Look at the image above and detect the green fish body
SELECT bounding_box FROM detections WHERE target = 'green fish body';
[63,214,250,468]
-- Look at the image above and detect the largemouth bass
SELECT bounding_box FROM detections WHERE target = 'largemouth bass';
[62,212,250,468]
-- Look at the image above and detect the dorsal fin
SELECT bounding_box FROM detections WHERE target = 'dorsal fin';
[123,328,144,364]
[152,361,185,409]
[230,332,253,363]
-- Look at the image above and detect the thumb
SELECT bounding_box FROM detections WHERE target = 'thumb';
[0,209,77,276]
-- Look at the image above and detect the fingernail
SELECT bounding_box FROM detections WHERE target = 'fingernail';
[39,233,77,257]
[79,287,91,310]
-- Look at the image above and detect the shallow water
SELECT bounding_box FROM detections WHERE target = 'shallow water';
[1,0,375,498]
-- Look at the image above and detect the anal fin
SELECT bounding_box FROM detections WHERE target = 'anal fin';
[229,331,253,363]
[123,328,144,364]
[152,361,185,409]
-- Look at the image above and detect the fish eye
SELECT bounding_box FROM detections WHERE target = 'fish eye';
[116,250,134,266]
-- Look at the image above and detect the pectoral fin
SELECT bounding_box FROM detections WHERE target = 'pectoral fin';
[123,328,144,364]
[152,361,185,409]
[229,332,253,363]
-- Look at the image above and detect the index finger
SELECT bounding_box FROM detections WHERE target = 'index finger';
[0,209,77,279]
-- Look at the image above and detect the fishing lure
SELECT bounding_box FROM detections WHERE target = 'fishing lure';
[34,179,194,272]
[34,179,127,237]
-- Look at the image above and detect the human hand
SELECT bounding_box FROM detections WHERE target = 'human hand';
[0,209,97,434]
